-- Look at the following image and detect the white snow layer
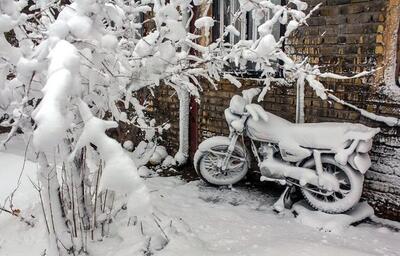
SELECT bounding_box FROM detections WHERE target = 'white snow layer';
[0,141,400,255]
[230,91,379,170]
[1,161,400,255]
[32,40,80,152]
[293,201,374,233]
[194,16,214,37]
[70,100,152,217]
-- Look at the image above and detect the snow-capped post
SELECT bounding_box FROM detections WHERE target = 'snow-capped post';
[174,88,190,165]
[295,75,305,123]
[382,1,400,96]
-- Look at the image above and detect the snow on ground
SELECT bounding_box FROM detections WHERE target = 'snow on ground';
[0,137,400,256]
[0,146,47,256]
[293,201,374,234]
[144,178,400,256]
[0,152,37,206]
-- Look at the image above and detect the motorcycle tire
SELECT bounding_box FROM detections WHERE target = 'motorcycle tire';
[194,136,249,186]
[300,156,364,214]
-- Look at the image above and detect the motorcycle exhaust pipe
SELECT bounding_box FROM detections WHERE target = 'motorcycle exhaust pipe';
[260,158,340,192]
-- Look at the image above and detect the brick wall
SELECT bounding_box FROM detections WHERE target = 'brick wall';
[286,0,400,220]
[197,80,297,140]
[151,0,400,221]
[151,86,180,152]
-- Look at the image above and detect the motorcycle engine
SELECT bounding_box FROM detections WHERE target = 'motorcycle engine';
[258,143,279,160]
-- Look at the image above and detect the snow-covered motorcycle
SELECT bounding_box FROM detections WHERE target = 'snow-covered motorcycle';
[194,89,380,213]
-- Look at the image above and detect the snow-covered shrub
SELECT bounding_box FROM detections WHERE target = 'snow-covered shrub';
[0,0,222,254]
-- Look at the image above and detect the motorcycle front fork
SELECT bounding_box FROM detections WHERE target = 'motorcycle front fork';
[220,133,239,171]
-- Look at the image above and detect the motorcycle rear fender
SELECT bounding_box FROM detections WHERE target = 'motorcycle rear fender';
[348,152,371,174]
[356,139,373,153]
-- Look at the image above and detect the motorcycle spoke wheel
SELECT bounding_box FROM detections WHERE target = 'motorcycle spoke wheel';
[300,156,364,214]
[198,145,248,185]
[304,163,351,203]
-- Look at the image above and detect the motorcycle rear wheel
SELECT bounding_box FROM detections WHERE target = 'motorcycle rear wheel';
[300,156,364,214]
[194,137,249,186]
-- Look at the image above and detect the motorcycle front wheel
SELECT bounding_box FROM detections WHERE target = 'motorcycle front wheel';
[300,156,364,214]
[194,136,249,186]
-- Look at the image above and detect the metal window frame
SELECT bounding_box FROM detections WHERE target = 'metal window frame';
[213,0,285,76]
[217,0,281,41]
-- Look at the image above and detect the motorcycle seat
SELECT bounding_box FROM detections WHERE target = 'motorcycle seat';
[246,110,379,153]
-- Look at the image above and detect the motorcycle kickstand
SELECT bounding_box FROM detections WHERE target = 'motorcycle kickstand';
[273,185,297,213]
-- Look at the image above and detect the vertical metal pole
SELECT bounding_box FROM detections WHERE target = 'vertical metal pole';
[396,18,400,86]
[295,79,305,123]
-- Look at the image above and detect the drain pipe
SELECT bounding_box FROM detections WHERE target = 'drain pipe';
[172,5,192,166]
[295,75,305,124]
[174,88,190,165]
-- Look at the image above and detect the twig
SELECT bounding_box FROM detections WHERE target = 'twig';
[7,134,32,210]
[92,160,102,240]
[152,216,169,243]
[29,176,50,233]
[0,206,35,227]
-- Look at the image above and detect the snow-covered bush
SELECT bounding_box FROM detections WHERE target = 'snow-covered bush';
[0,0,222,254]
